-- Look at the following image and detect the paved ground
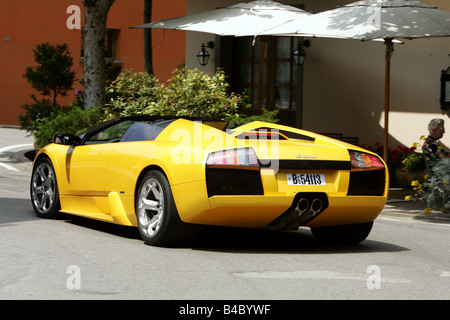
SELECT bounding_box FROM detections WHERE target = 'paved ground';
[1,126,449,224]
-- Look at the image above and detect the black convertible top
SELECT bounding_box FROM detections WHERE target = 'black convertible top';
[78,115,228,143]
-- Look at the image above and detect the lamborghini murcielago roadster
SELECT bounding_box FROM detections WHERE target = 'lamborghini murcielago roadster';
[30,116,388,246]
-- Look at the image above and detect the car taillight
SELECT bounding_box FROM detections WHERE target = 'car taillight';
[348,150,386,196]
[206,148,259,169]
[349,150,384,169]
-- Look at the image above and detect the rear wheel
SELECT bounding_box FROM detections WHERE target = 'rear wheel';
[30,158,60,218]
[135,170,197,247]
[311,221,373,244]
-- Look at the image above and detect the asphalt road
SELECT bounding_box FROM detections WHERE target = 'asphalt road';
[1,127,449,302]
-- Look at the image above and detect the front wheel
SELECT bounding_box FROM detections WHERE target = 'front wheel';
[30,158,60,218]
[311,221,373,245]
[135,170,197,247]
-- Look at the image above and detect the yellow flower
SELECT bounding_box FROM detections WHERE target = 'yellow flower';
[424,208,432,214]
[411,180,420,187]
[420,135,426,140]
[424,174,430,180]
[404,195,412,201]
[444,180,449,184]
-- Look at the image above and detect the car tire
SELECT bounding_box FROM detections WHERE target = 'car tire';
[30,157,61,218]
[310,221,373,245]
[135,170,197,247]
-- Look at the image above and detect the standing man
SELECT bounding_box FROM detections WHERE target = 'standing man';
[423,119,450,168]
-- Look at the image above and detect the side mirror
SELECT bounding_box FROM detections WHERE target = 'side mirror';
[53,134,81,146]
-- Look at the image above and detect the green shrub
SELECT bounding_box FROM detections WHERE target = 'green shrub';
[106,67,251,121]
[159,67,246,120]
[32,66,279,148]
[407,158,450,213]
[105,66,279,126]
[227,109,279,128]
[105,69,160,117]
[18,95,59,134]
[34,106,104,148]
[402,152,426,172]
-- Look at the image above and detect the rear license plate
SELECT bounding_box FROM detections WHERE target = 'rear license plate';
[286,173,326,186]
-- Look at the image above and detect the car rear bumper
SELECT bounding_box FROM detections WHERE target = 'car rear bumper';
[172,164,388,229]
[207,194,386,228]
[174,182,387,228]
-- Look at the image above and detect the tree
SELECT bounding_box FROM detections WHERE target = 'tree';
[144,0,153,74]
[82,0,116,109]
[23,43,76,108]
[19,43,76,134]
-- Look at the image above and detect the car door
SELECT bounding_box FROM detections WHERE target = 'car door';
[63,120,135,195]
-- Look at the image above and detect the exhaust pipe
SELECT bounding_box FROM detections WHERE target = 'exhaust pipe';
[268,192,328,230]
[295,198,323,217]
[295,198,309,215]
[310,198,322,216]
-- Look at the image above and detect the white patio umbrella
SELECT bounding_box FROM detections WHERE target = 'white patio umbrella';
[261,0,450,161]
[132,0,311,36]
[132,1,312,113]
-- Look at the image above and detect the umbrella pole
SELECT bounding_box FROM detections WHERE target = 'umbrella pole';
[258,38,266,115]
[383,38,393,163]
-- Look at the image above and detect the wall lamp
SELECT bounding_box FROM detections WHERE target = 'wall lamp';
[293,39,311,66]
[197,41,214,66]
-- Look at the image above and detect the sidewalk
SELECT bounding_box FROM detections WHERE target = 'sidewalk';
[384,188,450,223]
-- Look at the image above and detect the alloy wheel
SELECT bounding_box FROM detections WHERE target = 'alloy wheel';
[137,177,165,237]
[31,161,57,215]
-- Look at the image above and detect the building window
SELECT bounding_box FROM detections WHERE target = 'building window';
[235,36,298,114]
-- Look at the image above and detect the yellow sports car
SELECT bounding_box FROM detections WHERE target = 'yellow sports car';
[30,116,388,246]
